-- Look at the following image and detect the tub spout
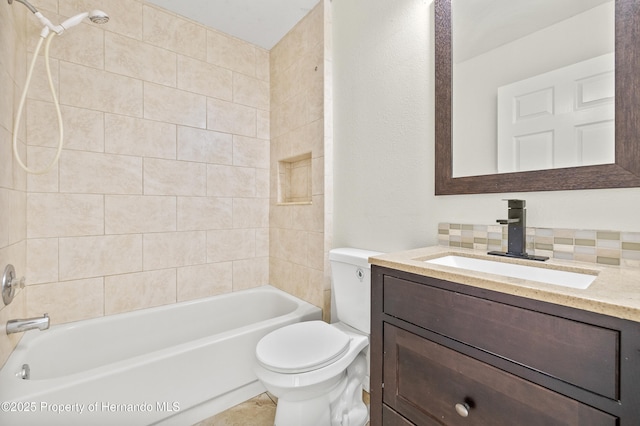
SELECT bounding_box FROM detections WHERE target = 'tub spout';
[6,313,49,334]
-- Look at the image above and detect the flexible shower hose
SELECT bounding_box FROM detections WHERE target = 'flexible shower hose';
[12,31,63,175]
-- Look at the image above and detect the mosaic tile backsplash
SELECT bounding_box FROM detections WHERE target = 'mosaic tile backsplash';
[438,223,640,268]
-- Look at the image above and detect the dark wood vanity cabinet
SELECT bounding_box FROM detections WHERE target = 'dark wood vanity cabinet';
[370,266,640,426]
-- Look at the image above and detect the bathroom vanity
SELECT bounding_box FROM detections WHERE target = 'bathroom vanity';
[369,247,640,425]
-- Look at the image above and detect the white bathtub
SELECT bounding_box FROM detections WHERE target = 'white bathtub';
[0,285,321,426]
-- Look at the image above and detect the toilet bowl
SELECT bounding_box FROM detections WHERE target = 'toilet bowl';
[254,248,381,426]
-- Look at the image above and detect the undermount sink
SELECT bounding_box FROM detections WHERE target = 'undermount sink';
[424,255,597,289]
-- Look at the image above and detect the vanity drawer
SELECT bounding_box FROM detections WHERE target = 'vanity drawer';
[383,276,619,399]
[383,324,617,426]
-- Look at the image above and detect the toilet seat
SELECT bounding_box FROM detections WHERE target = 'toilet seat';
[256,321,351,374]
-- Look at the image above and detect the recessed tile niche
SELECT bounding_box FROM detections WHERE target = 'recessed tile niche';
[278,153,312,205]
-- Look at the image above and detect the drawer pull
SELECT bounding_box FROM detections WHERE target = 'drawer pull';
[455,402,470,418]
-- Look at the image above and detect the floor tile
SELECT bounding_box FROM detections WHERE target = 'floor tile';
[193,393,276,426]
[194,391,370,425]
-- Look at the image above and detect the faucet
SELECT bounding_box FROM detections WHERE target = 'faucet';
[488,200,548,261]
[6,313,50,334]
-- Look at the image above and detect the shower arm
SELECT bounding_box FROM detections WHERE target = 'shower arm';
[8,0,59,36]
[7,0,37,14]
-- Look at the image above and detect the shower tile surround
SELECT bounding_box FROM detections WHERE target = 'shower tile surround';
[20,0,272,323]
[0,0,332,368]
[439,223,640,268]
[269,1,332,321]
[0,0,29,371]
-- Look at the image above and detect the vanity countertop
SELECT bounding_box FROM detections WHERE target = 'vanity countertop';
[369,246,640,322]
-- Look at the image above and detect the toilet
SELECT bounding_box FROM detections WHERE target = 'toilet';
[254,248,381,426]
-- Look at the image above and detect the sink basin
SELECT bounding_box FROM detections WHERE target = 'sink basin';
[424,255,596,289]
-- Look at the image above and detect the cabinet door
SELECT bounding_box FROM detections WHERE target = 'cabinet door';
[383,405,418,426]
[383,324,617,426]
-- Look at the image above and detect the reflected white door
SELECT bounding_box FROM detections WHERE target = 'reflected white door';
[497,53,614,173]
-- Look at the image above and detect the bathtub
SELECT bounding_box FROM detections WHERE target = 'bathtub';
[0,285,321,426]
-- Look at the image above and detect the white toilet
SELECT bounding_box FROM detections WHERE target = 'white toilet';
[254,248,381,426]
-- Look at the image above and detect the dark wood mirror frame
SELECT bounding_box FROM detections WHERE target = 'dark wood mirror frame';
[435,0,640,195]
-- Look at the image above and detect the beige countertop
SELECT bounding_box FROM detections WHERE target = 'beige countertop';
[369,246,640,322]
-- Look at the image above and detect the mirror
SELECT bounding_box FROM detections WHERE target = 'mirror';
[453,0,615,178]
[435,0,640,195]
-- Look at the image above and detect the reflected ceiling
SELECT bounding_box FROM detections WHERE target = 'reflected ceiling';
[453,0,612,62]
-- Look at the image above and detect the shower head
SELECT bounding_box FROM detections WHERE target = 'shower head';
[89,10,109,25]
[59,10,109,31]
[9,0,109,36]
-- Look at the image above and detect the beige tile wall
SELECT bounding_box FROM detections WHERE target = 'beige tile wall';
[270,1,332,318]
[0,2,28,367]
[1,0,272,367]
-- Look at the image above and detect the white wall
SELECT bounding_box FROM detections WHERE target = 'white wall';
[332,0,640,255]
[333,0,432,252]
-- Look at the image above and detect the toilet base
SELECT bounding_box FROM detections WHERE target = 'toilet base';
[273,353,368,426]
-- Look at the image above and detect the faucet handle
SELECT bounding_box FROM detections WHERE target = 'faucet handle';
[2,265,26,306]
[13,275,25,290]
[497,219,520,224]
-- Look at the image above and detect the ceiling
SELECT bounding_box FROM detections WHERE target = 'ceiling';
[145,0,321,50]
[144,0,612,57]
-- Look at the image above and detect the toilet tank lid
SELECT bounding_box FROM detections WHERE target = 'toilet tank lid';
[329,248,383,269]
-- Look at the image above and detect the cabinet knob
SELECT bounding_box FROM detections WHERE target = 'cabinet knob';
[455,402,470,418]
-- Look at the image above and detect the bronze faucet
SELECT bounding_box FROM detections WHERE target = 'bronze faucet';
[488,199,548,261]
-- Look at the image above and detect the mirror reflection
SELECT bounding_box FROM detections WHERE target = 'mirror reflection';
[452,0,615,178]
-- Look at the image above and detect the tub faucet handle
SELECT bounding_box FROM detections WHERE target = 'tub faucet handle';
[13,275,25,289]
[2,264,26,306]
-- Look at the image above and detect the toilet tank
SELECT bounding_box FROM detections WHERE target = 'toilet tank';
[329,248,382,334]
